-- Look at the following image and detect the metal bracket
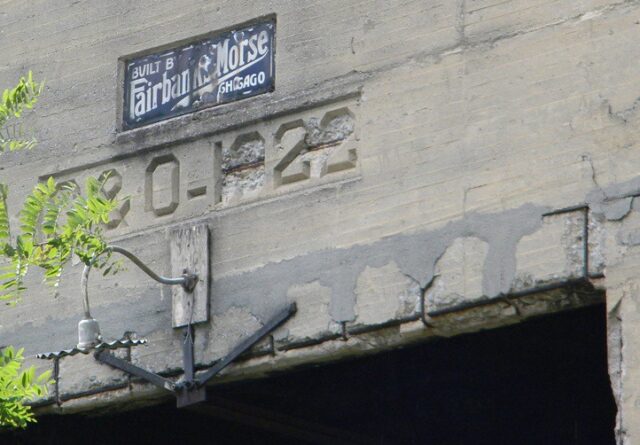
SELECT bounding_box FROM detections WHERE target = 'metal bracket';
[38,234,296,408]
[77,245,200,350]
[94,349,176,392]
[94,303,297,407]
[193,303,296,388]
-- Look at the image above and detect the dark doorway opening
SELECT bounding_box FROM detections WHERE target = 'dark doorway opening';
[3,303,616,444]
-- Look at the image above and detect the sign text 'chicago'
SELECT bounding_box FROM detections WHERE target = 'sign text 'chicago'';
[123,20,275,129]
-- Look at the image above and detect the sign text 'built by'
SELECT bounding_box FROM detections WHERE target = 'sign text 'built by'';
[123,20,275,129]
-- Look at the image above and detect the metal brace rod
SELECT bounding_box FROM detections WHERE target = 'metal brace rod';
[183,326,195,384]
[94,350,176,392]
[196,303,297,387]
[94,303,296,407]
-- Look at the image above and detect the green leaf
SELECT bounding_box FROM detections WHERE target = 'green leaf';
[0,73,42,153]
[0,346,49,429]
[0,76,125,429]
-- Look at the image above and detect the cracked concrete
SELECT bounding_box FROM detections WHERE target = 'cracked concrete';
[582,173,640,443]
[304,111,355,147]
[1,0,639,433]
[213,204,546,326]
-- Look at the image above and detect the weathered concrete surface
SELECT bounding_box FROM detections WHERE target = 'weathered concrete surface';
[425,237,488,312]
[276,280,341,346]
[514,210,586,290]
[584,180,640,444]
[0,1,637,437]
[58,350,128,397]
[349,261,421,330]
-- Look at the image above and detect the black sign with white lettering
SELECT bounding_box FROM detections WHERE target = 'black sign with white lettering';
[123,20,275,129]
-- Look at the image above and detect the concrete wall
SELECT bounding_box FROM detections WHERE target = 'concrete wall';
[0,0,639,440]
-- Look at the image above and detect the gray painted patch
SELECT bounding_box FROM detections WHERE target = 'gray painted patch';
[8,204,546,359]
[585,176,640,221]
[591,197,633,221]
[213,204,546,322]
[586,176,640,209]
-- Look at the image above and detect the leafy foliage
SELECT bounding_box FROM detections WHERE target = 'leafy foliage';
[0,72,42,152]
[0,73,119,304]
[0,74,118,429]
[0,175,120,304]
[0,347,52,429]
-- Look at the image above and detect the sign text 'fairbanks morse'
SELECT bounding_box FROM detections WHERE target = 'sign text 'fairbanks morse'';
[123,20,275,129]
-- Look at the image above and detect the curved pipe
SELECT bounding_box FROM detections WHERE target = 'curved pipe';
[81,245,197,319]
[110,246,188,286]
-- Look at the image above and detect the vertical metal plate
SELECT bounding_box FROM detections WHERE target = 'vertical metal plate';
[170,224,210,327]
[176,386,207,408]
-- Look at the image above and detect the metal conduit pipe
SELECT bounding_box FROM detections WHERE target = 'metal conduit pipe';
[77,245,197,350]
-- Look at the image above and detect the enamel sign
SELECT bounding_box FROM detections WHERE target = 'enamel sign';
[123,20,275,129]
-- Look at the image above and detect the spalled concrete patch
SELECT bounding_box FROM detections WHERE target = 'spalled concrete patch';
[514,210,585,290]
[221,134,266,204]
[213,204,546,326]
[304,109,355,147]
[349,261,421,329]
[589,211,607,275]
[274,281,341,347]
[425,237,488,312]
[222,134,265,172]
[221,167,265,204]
